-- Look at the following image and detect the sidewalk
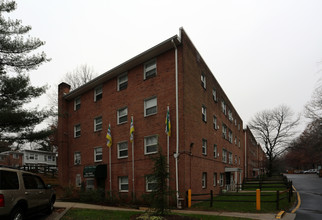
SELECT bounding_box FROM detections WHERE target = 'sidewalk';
[50,201,296,220]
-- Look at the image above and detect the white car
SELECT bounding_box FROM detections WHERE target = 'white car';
[303,169,318,174]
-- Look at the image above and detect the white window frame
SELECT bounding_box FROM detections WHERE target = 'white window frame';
[74,124,81,138]
[118,72,128,91]
[117,141,128,159]
[144,135,158,155]
[74,152,81,165]
[144,59,157,80]
[202,106,207,122]
[222,149,227,163]
[202,172,207,189]
[214,144,217,158]
[213,115,218,130]
[228,129,233,143]
[74,97,81,111]
[220,173,224,187]
[222,124,227,139]
[229,152,233,164]
[94,147,102,162]
[86,178,95,190]
[213,173,217,186]
[146,175,158,192]
[144,97,157,117]
[202,139,207,155]
[94,116,103,132]
[228,109,233,121]
[201,73,206,89]
[117,107,128,124]
[212,88,217,102]
[221,99,226,115]
[119,176,129,192]
[76,174,82,187]
[94,85,103,102]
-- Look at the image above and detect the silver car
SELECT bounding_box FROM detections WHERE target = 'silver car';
[0,166,56,220]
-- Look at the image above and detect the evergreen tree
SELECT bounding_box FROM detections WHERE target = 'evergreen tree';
[0,0,51,147]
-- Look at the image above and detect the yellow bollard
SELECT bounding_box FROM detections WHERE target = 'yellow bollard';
[188,189,191,208]
[256,189,261,210]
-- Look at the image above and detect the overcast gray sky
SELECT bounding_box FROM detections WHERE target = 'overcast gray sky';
[12,0,322,132]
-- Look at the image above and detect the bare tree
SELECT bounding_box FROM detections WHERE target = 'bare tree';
[46,64,96,125]
[64,64,96,90]
[248,105,300,176]
[305,79,322,120]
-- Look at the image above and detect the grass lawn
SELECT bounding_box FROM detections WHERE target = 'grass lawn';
[192,191,296,213]
[60,208,252,220]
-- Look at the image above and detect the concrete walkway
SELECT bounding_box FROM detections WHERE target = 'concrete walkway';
[50,201,296,220]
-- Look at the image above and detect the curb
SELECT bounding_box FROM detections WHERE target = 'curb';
[275,210,285,219]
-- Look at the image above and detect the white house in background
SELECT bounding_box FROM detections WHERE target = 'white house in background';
[21,149,57,166]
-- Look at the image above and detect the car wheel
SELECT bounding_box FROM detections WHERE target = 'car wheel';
[46,198,55,215]
[10,207,24,220]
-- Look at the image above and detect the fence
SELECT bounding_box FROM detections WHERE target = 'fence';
[186,185,293,210]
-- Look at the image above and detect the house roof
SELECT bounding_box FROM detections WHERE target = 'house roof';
[63,34,181,101]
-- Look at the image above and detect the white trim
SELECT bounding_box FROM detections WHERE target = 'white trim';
[117,141,128,159]
[117,107,128,124]
[94,147,102,162]
[144,135,158,155]
[118,176,129,192]
[144,96,157,117]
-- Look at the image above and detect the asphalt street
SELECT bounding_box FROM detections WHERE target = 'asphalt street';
[285,174,322,220]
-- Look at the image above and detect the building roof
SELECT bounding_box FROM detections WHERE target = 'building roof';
[63,34,181,101]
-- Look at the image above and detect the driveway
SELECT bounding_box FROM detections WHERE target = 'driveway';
[285,174,322,220]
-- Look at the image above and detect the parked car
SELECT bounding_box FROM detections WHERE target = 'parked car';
[303,169,318,174]
[0,166,56,220]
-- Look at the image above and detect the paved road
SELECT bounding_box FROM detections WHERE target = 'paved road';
[285,174,322,220]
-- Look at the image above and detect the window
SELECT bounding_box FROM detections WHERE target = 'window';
[23,174,45,190]
[74,152,81,165]
[213,115,218,130]
[220,173,224,187]
[202,172,207,188]
[144,135,158,155]
[235,136,237,145]
[221,99,226,115]
[222,124,227,139]
[13,154,19,159]
[117,107,128,124]
[229,152,233,164]
[74,97,81,111]
[74,124,81,138]
[202,139,207,155]
[146,175,158,192]
[235,155,238,164]
[29,154,34,160]
[213,173,217,186]
[117,141,128,159]
[144,59,157,79]
[94,116,103,132]
[228,109,233,121]
[76,174,81,187]
[238,139,241,148]
[202,106,207,122]
[144,97,157,116]
[94,147,102,162]
[222,149,227,163]
[118,73,128,91]
[94,85,102,102]
[119,176,129,192]
[214,144,217,158]
[238,123,241,131]
[228,129,233,143]
[35,154,38,160]
[239,157,241,165]
[86,179,95,190]
[212,88,217,102]
[201,73,206,89]
[0,171,19,189]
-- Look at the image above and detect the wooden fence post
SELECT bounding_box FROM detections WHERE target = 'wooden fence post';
[256,189,261,210]
[276,190,279,210]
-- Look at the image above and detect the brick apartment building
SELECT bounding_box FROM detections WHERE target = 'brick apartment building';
[57,28,246,205]
[244,127,266,178]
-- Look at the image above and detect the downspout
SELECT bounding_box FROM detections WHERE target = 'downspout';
[171,39,180,207]
[244,130,247,179]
